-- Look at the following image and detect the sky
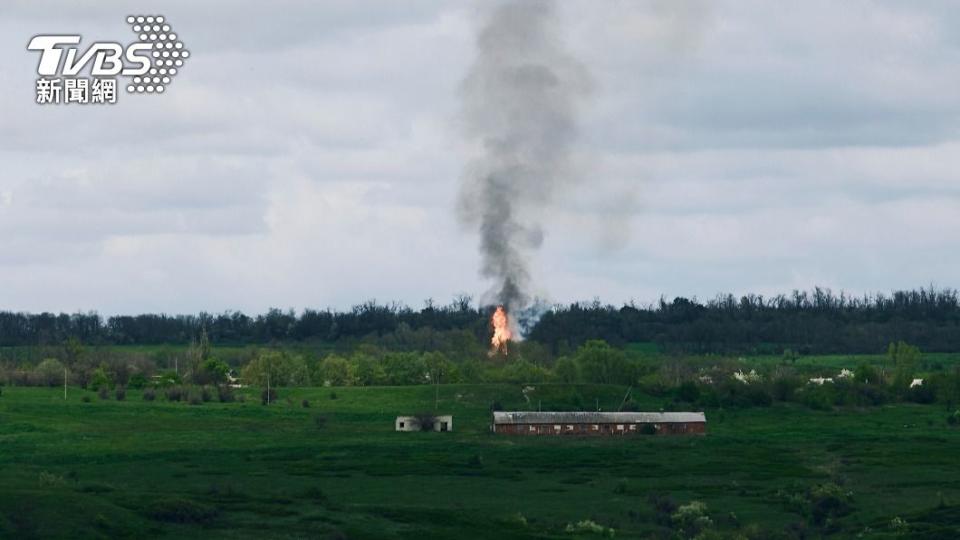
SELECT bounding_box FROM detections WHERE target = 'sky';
[1,0,959,315]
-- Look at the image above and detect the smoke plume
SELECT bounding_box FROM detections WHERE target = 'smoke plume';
[458,0,590,313]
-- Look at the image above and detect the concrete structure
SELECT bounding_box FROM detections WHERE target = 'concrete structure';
[395,415,453,432]
[492,411,705,436]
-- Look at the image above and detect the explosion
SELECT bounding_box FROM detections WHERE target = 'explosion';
[490,305,512,356]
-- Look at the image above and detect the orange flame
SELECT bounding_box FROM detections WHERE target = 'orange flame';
[490,305,512,356]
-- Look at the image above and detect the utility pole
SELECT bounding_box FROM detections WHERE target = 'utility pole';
[64,366,67,400]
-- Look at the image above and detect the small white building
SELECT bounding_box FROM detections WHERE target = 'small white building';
[395,415,453,432]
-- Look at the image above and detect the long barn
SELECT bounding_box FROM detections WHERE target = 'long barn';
[492,411,706,436]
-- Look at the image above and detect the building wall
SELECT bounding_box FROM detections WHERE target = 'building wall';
[493,422,705,436]
[395,415,453,432]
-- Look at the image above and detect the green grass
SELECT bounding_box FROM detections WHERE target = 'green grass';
[1,384,959,539]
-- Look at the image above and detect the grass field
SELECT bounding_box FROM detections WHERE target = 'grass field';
[1,384,958,539]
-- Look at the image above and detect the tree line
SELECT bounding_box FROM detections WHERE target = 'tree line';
[2,287,960,354]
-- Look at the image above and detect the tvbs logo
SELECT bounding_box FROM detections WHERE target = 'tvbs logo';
[27,15,189,105]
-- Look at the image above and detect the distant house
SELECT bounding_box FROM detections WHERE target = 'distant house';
[492,411,706,436]
[395,415,453,432]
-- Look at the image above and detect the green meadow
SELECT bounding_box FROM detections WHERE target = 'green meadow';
[1,383,958,539]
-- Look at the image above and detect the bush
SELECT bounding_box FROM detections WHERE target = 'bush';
[672,501,713,537]
[216,385,235,403]
[98,387,110,400]
[128,373,148,389]
[188,390,203,406]
[301,399,310,408]
[564,519,615,537]
[115,386,126,401]
[261,388,278,405]
[808,483,853,527]
[613,478,628,494]
[414,413,437,432]
[143,388,156,401]
[200,386,212,403]
[81,395,91,403]
[146,498,218,524]
[165,386,183,402]
[648,493,678,527]
[677,381,701,403]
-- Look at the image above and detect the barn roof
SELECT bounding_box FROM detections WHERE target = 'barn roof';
[492,411,706,424]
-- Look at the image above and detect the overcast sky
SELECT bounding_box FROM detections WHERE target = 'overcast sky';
[2,1,959,315]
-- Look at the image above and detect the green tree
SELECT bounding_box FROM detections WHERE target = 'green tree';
[318,355,352,386]
[553,357,579,383]
[352,353,386,386]
[499,359,550,384]
[241,351,310,388]
[888,341,920,391]
[89,365,112,391]
[35,358,65,387]
[574,340,633,385]
[382,352,427,385]
[198,358,230,385]
[854,363,879,385]
[424,352,459,384]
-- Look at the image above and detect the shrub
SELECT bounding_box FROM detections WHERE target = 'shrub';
[564,519,614,537]
[677,381,700,403]
[200,386,212,403]
[165,386,183,402]
[115,386,126,401]
[672,501,713,536]
[78,482,115,494]
[414,413,437,432]
[613,478,628,494]
[98,387,110,400]
[143,388,156,401]
[81,395,91,403]
[38,471,65,487]
[146,498,218,524]
[216,385,235,403]
[301,399,310,408]
[808,483,853,527]
[648,493,678,527]
[128,373,148,389]
[261,388,278,405]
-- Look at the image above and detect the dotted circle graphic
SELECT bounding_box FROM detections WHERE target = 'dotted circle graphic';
[125,15,189,94]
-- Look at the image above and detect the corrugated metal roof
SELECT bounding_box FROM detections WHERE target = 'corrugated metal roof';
[492,411,706,424]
